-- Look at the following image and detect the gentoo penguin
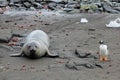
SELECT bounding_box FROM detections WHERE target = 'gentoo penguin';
[98,40,109,61]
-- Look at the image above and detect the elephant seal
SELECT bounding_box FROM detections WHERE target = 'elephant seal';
[10,30,59,58]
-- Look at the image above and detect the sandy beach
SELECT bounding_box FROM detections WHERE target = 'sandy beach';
[0,11,120,80]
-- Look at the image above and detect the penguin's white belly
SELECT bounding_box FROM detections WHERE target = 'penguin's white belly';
[99,45,109,56]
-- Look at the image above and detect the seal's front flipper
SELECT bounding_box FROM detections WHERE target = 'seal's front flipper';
[10,53,22,57]
[48,53,59,57]
[10,52,24,57]
[47,49,59,58]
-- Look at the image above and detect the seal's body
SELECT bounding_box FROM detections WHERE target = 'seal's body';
[10,30,58,58]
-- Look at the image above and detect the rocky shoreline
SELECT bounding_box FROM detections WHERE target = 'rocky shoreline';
[0,0,120,14]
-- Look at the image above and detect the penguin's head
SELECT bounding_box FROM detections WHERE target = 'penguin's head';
[99,40,104,44]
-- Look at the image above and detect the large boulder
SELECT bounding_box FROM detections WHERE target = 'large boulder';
[102,2,119,13]
[80,3,98,11]
[0,0,8,7]
[23,2,31,8]
[9,0,21,3]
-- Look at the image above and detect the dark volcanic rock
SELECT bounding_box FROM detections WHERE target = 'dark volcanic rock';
[65,58,96,70]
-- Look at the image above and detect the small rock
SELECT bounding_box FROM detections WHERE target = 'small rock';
[94,63,103,69]
[0,29,12,43]
[76,63,95,69]
[75,49,91,58]
[88,28,96,31]
[11,29,32,37]
[65,60,78,70]
[23,2,31,8]
[5,20,12,23]
[63,8,73,13]
[31,2,43,9]
[102,2,119,13]
[65,58,95,70]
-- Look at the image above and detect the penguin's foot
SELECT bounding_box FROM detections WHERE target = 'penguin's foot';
[99,56,108,61]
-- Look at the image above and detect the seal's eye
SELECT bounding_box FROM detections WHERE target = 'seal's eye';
[35,46,37,48]
[28,45,31,49]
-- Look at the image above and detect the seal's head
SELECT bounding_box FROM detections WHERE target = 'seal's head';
[22,40,43,58]
[27,41,38,58]
[22,40,47,58]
